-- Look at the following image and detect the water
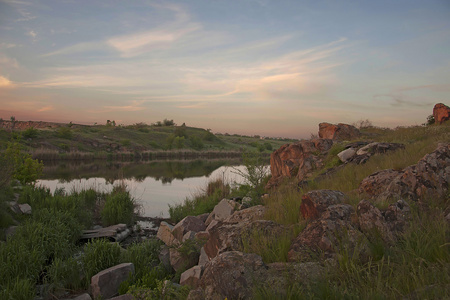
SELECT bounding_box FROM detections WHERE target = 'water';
[36,159,251,218]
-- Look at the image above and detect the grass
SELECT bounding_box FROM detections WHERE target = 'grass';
[168,178,231,223]
[101,185,136,226]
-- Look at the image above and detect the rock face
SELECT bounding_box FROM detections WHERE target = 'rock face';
[91,263,135,299]
[318,123,360,140]
[433,103,450,124]
[359,143,450,202]
[300,190,347,220]
[266,138,333,189]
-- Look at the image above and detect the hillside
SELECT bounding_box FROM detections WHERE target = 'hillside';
[0,120,297,160]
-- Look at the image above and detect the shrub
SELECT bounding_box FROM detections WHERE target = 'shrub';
[190,136,204,150]
[22,127,38,139]
[121,139,131,147]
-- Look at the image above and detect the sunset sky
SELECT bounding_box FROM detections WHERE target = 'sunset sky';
[0,0,449,138]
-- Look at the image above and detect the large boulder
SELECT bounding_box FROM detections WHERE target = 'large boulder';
[289,204,367,262]
[300,190,347,220]
[205,199,240,226]
[156,221,179,247]
[433,103,450,124]
[198,251,268,300]
[359,143,450,203]
[180,265,202,289]
[318,123,360,140]
[204,220,288,260]
[91,263,135,299]
[266,138,333,189]
[172,216,206,242]
[224,205,266,223]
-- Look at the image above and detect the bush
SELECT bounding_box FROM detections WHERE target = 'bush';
[189,136,204,150]
[22,127,38,139]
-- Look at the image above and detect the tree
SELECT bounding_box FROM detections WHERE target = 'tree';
[425,115,435,126]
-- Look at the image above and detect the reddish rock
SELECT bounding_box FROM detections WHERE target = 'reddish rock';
[433,103,450,124]
[300,190,347,220]
[357,200,395,243]
[359,169,404,197]
[318,123,360,140]
[266,138,333,189]
[180,265,202,288]
[172,216,206,242]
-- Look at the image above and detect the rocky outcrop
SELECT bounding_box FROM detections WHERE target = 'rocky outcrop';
[90,263,135,299]
[433,103,450,124]
[300,190,347,220]
[359,143,450,203]
[338,142,405,164]
[0,120,67,130]
[266,138,333,189]
[172,216,206,241]
[318,123,360,140]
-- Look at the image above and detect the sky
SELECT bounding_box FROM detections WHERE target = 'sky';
[0,0,449,138]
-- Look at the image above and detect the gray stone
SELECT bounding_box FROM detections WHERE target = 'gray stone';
[156,221,179,247]
[180,265,202,288]
[356,142,379,156]
[225,205,266,223]
[18,203,32,214]
[91,263,135,300]
[159,245,171,271]
[206,219,218,232]
[337,148,356,163]
[172,216,206,242]
[198,247,210,268]
[5,226,17,239]
[182,231,196,242]
[195,213,209,223]
[169,248,199,272]
[70,293,92,300]
[205,199,240,225]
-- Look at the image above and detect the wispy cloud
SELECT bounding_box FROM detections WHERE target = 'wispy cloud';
[41,41,107,57]
[0,75,15,88]
[89,100,147,113]
[0,53,19,68]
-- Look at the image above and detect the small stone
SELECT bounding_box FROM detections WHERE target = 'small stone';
[337,148,356,163]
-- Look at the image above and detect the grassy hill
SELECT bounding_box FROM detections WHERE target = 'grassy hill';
[0,120,298,160]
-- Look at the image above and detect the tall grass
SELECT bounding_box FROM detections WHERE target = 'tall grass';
[101,185,136,226]
[168,178,231,223]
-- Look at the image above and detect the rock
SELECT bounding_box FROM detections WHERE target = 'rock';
[205,199,240,226]
[108,295,134,300]
[91,263,135,300]
[182,231,196,242]
[194,230,210,242]
[359,143,450,203]
[204,220,288,260]
[205,219,218,232]
[337,148,356,162]
[156,221,179,247]
[383,199,410,234]
[224,205,266,223]
[159,246,171,271]
[289,204,367,262]
[199,251,268,300]
[7,201,21,214]
[196,213,209,223]
[5,226,17,239]
[433,103,450,124]
[359,169,404,197]
[356,142,379,156]
[70,293,92,300]
[172,216,206,242]
[187,288,205,300]
[266,138,333,189]
[18,203,32,214]
[357,200,395,243]
[180,265,202,288]
[198,247,210,268]
[318,122,360,140]
[300,190,347,220]
[169,247,199,273]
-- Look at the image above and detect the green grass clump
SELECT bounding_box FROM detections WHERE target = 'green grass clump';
[168,178,230,223]
[82,239,122,286]
[45,257,83,292]
[101,186,136,226]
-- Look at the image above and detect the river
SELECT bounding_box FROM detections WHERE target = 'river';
[36,159,254,219]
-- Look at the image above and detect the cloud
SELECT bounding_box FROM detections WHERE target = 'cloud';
[0,53,19,68]
[91,101,147,113]
[26,30,37,41]
[37,105,54,112]
[42,41,107,57]
[0,75,15,88]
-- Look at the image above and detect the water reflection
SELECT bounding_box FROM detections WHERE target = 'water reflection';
[37,159,248,218]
